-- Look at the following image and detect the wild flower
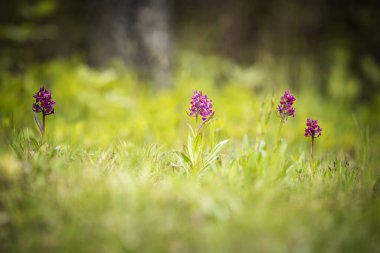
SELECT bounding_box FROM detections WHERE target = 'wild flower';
[33,87,55,115]
[305,118,322,138]
[277,90,296,122]
[32,87,55,139]
[188,90,213,122]
[305,118,322,159]
[178,90,227,173]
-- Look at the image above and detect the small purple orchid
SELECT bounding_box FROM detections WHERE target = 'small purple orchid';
[188,90,213,120]
[188,90,214,131]
[32,87,55,138]
[305,118,322,138]
[277,90,296,123]
[33,87,55,115]
[305,118,322,159]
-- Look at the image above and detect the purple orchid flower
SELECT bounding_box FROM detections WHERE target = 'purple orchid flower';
[32,87,55,138]
[188,90,214,131]
[305,118,322,159]
[277,90,296,123]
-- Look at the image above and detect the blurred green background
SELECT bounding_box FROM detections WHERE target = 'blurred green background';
[0,0,380,150]
[1,0,380,99]
[1,0,380,252]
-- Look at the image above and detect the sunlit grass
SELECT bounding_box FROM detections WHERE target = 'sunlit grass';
[0,53,379,252]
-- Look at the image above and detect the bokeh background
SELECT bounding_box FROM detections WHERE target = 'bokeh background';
[1,1,380,252]
[0,0,380,150]
[1,0,380,146]
[1,0,380,97]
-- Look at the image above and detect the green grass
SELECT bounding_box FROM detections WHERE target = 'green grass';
[0,53,380,252]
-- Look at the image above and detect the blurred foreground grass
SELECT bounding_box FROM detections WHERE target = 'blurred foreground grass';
[0,53,380,252]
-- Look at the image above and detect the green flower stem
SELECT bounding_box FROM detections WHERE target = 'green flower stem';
[276,121,284,147]
[42,113,46,142]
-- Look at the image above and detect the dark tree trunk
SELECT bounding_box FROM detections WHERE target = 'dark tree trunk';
[87,0,173,89]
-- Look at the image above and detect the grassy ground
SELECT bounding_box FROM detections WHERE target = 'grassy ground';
[0,53,380,252]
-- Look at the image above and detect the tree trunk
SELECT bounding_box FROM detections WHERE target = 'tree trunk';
[87,0,173,89]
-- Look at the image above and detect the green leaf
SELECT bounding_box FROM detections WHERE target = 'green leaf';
[180,152,192,165]
[187,134,195,165]
[186,123,195,137]
[33,113,43,134]
[204,139,229,168]
[174,152,191,173]
[30,136,40,150]
[194,131,203,149]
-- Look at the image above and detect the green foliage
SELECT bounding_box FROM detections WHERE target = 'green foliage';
[175,122,229,174]
[0,55,379,252]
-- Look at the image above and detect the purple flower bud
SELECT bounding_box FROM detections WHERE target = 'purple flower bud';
[32,87,55,116]
[32,103,41,113]
[305,118,322,138]
[277,90,296,122]
[188,90,213,121]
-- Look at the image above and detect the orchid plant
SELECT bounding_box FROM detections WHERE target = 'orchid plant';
[277,90,296,124]
[275,90,296,146]
[305,118,322,159]
[32,87,55,141]
[176,90,228,174]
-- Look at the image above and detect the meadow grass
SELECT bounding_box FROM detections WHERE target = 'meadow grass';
[0,53,379,252]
